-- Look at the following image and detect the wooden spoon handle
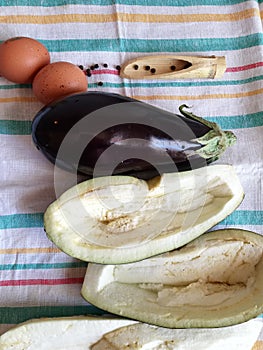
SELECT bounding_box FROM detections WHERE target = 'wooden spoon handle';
[120,55,226,80]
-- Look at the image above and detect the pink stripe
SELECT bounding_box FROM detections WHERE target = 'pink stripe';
[2,63,262,81]
[90,69,120,75]
[0,69,120,80]
[0,278,84,286]
[226,62,263,72]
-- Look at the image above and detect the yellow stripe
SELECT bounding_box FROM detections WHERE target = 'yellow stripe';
[132,87,263,101]
[251,340,263,350]
[0,8,259,24]
[1,88,263,104]
[126,8,260,23]
[0,247,61,254]
[0,13,117,24]
[0,97,37,103]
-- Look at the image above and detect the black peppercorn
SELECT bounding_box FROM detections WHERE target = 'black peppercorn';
[133,64,139,70]
[90,65,95,70]
[86,69,91,77]
[98,81,103,86]
[150,68,156,73]
[78,65,84,70]
[145,65,151,71]
[116,65,121,71]
[94,64,99,69]
[103,63,108,68]
[170,65,176,71]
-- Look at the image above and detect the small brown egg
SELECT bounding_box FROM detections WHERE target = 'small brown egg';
[0,37,50,83]
[32,61,88,105]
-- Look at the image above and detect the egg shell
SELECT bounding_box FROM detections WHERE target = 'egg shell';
[0,37,50,83]
[32,61,88,105]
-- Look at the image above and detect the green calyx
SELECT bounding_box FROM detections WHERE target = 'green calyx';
[179,104,236,161]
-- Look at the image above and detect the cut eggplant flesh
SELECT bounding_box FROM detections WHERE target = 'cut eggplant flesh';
[81,229,263,328]
[44,164,244,264]
[0,317,136,350]
[91,320,262,350]
[0,316,262,350]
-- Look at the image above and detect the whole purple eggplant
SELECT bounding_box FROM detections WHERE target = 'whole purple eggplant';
[31,92,236,179]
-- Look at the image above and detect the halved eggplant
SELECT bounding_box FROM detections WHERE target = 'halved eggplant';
[81,229,263,329]
[0,315,261,350]
[31,91,236,179]
[44,164,244,264]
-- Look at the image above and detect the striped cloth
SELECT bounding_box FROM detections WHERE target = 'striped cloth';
[0,0,263,347]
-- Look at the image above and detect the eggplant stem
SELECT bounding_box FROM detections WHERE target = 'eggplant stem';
[179,105,236,161]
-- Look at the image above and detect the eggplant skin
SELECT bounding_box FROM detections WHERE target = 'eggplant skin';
[78,123,208,179]
[31,92,236,179]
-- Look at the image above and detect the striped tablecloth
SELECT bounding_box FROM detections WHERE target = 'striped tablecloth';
[0,0,263,348]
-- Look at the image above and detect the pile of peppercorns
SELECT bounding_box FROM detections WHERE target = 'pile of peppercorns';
[133,63,176,74]
[78,63,121,86]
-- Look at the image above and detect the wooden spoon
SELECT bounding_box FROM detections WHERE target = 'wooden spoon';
[120,55,226,80]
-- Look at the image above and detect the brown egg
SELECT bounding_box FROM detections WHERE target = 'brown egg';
[32,61,88,105]
[0,37,50,83]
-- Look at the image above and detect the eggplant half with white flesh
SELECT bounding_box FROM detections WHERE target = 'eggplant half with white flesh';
[0,316,261,350]
[81,229,263,329]
[31,91,236,179]
[44,164,244,264]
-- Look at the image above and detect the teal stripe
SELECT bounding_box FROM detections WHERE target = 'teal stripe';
[206,112,263,129]
[5,34,259,53]
[0,0,252,7]
[2,74,263,92]
[0,213,43,230]
[89,75,263,89]
[0,306,261,325]
[0,211,262,230]
[0,306,105,324]
[1,111,262,136]
[0,84,31,90]
[0,261,87,271]
[220,210,263,226]
[0,120,32,135]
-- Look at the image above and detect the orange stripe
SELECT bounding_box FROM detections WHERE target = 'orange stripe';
[0,8,259,24]
[1,88,263,104]
[0,247,61,254]
[251,340,263,350]
[124,8,260,23]
[0,13,117,24]
[132,87,263,101]
[0,97,37,103]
